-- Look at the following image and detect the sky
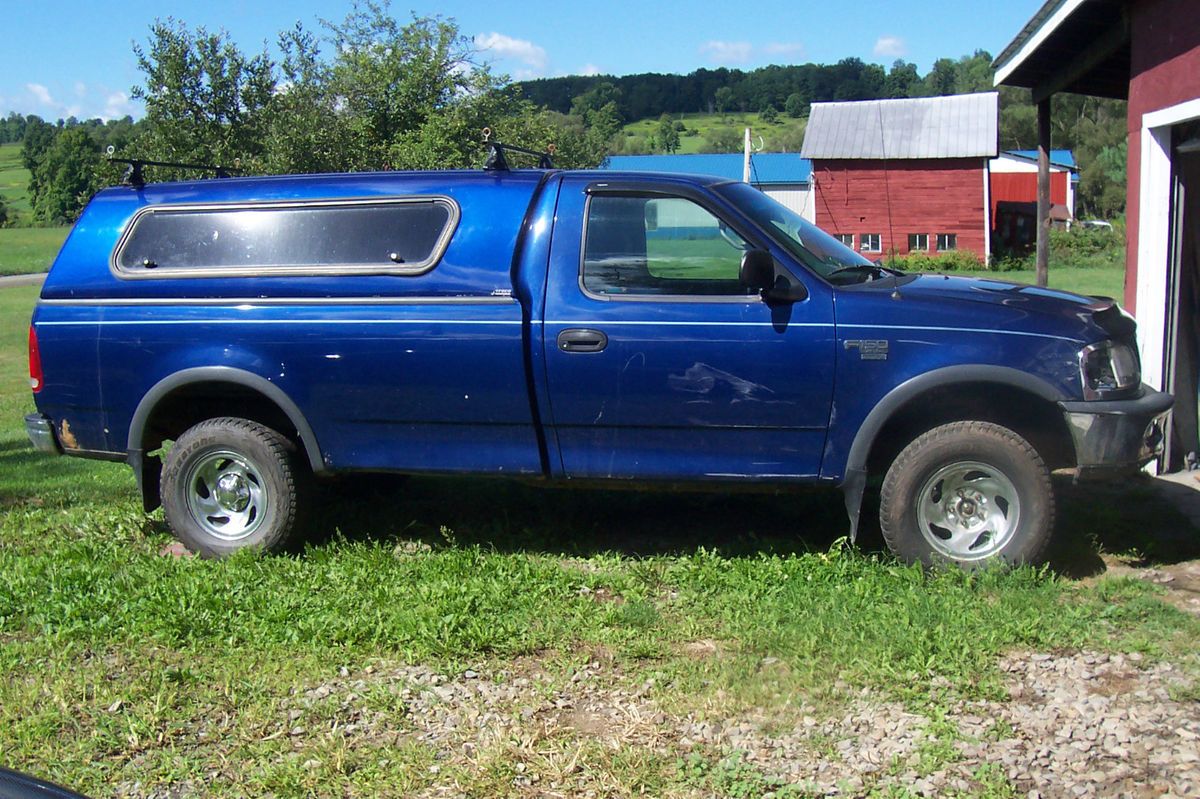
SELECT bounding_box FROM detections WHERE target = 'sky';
[0,0,1044,121]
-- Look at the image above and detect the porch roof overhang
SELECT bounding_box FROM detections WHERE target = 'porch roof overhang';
[993,0,1131,102]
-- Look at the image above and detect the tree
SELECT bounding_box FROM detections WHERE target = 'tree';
[656,113,680,153]
[784,92,806,118]
[714,86,735,116]
[884,61,919,98]
[32,128,100,223]
[701,127,742,153]
[131,18,275,177]
[759,105,779,124]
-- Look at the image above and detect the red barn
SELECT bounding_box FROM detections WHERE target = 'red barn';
[801,93,999,261]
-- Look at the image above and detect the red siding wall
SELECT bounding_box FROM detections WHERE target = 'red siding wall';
[812,159,987,258]
[1124,0,1200,312]
[989,172,1068,223]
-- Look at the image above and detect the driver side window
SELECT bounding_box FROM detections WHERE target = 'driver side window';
[582,195,754,297]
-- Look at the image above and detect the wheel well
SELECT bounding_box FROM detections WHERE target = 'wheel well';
[864,382,1075,478]
[139,381,306,461]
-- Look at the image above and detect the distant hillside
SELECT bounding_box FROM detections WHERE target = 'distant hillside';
[517,59,915,121]
[618,112,806,155]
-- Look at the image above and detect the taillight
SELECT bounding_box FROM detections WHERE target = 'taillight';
[29,325,43,393]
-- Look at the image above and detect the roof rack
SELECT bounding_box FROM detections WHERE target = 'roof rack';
[106,146,241,188]
[481,129,555,171]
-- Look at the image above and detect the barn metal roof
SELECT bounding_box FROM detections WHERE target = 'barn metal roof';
[600,153,812,184]
[1003,149,1077,169]
[799,92,999,160]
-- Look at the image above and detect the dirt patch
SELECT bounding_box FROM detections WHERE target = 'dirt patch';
[1095,554,1200,615]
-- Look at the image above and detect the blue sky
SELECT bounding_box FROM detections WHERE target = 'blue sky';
[1,0,1042,121]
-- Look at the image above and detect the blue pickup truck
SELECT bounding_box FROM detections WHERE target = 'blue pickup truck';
[25,159,1172,567]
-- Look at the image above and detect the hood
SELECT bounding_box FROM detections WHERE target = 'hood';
[840,273,1134,344]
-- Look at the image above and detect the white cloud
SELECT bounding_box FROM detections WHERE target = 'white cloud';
[24,81,129,121]
[700,40,753,65]
[764,42,804,59]
[579,63,602,77]
[873,35,907,58]
[474,32,548,71]
[26,83,54,106]
[102,91,133,120]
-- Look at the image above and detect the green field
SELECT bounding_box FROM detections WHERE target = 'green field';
[2,281,1198,797]
[0,141,32,218]
[0,226,70,275]
[622,112,806,155]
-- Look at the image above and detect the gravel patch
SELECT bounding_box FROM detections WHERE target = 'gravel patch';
[244,647,1197,798]
[677,650,1199,797]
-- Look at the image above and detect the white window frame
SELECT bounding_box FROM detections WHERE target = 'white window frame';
[936,233,958,251]
[859,233,881,253]
[908,233,929,252]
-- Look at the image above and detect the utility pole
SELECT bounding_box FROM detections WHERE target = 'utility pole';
[743,127,752,183]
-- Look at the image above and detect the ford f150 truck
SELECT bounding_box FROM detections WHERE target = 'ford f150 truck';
[25,158,1173,566]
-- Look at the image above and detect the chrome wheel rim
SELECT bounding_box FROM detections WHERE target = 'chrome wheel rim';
[183,450,268,542]
[915,460,1020,561]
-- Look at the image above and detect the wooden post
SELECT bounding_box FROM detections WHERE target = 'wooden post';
[1036,97,1051,288]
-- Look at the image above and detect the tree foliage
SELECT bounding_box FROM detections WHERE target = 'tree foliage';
[31,128,101,224]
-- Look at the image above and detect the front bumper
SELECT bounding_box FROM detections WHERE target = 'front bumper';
[24,413,61,455]
[1059,385,1172,476]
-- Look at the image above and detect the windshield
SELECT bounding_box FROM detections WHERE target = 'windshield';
[715,182,876,280]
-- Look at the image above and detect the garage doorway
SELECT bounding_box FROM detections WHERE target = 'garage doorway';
[1163,121,1200,471]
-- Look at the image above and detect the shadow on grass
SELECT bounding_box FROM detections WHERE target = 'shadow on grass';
[307,475,854,559]
[305,472,1200,572]
[1048,474,1200,577]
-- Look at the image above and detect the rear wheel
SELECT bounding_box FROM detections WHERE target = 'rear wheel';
[879,421,1054,568]
[161,417,304,557]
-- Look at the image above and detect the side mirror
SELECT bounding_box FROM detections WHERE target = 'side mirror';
[739,249,775,291]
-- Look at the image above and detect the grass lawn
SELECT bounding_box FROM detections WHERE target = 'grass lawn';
[0,142,32,218]
[0,225,70,276]
[1,283,1197,797]
[938,266,1126,299]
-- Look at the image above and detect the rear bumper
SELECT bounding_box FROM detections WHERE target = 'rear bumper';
[1059,385,1173,477]
[24,413,61,455]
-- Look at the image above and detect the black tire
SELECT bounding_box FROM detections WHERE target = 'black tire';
[879,421,1054,568]
[161,417,305,558]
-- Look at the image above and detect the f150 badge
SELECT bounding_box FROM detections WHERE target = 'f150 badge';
[844,339,889,361]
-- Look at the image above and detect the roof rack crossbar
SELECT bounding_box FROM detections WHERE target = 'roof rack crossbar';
[106,149,240,188]
[481,130,555,171]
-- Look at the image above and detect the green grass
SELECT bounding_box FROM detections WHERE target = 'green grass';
[0,141,32,217]
[0,226,70,275]
[936,266,1126,299]
[1,283,1198,797]
[623,112,805,155]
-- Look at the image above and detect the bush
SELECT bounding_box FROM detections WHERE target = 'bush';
[889,250,986,272]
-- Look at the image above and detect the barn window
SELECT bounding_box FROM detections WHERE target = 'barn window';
[834,233,854,248]
[859,233,881,253]
[908,233,929,252]
[937,233,958,251]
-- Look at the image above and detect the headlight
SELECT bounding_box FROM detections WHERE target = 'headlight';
[1079,340,1140,399]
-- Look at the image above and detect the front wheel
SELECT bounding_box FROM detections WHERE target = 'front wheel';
[879,421,1054,568]
[161,417,305,558]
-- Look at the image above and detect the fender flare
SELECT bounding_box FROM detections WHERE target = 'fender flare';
[838,365,1067,540]
[127,366,325,474]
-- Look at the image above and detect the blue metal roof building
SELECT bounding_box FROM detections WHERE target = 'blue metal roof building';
[1005,150,1077,170]
[601,153,813,185]
[600,153,816,220]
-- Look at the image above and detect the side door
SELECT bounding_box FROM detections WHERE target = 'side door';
[542,177,837,480]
